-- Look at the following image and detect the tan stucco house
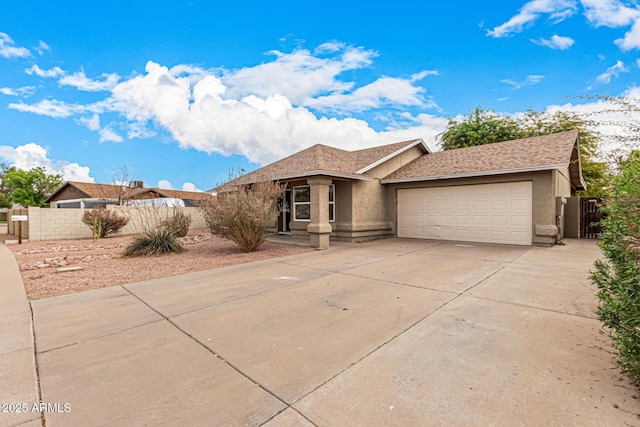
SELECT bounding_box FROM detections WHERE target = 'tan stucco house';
[222,130,585,249]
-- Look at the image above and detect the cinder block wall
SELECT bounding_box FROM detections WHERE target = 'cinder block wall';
[28,206,88,241]
[24,206,207,241]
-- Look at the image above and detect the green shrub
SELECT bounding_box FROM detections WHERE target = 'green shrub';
[159,208,191,237]
[81,208,129,239]
[591,151,640,385]
[123,230,184,257]
[201,180,283,252]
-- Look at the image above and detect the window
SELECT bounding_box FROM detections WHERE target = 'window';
[328,184,335,222]
[293,186,311,221]
[292,185,336,222]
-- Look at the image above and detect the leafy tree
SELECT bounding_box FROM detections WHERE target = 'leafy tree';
[437,107,609,196]
[4,167,64,207]
[438,107,524,150]
[0,163,15,208]
[591,151,640,385]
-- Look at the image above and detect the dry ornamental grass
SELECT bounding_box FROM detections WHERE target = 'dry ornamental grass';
[9,229,313,300]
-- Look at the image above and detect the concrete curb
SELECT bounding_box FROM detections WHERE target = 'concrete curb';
[0,243,41,427]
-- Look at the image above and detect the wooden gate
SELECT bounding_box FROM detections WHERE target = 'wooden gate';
[580,197,603,239]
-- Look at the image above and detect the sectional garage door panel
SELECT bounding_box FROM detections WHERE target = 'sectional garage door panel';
[397,182,532,245]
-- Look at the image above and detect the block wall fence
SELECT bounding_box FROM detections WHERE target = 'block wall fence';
[7,206,207,241]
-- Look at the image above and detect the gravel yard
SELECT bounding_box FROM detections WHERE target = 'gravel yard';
[8,229,313,300]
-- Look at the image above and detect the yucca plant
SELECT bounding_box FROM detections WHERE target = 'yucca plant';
[123,230,184,257]
[122,206,184,257]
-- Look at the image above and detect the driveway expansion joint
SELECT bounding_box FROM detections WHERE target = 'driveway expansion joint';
[121,285,292,410]
[464,293,601,320]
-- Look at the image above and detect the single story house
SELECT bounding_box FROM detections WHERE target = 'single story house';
[46,181,215,208]
[223,130,585,249]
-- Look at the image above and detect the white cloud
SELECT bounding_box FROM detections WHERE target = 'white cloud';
[615,18,640,50]
[306,75,433,112]
[12,43,446,164]
[487,0,578,38]
[99,126,123,143]
[36,40,50,55]
[108,60,434,164]
[157,180,173,189]
[182,182,203,192]
[531,34,575,49]
[77,114,100,131]
[0,32,31,58]
[502,75,545,89]
[582,0,639,27]
[8,99,92,118]
[0,142,94,182]
[222,45,378,105]
[580,0,640,50]
[0,86,35,97]
[25,65,120,92]
[596,60,630,83]
[490,0,640,51]
[58,71,120,92]
[25,64,65,78]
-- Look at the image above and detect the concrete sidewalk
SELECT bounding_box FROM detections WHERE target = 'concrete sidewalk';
[0,243,40,426]
[2,238,639,426]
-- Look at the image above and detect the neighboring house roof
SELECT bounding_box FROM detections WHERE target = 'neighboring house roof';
[219,139,429,190]
[381,130,584,189]
[46,181,214,204]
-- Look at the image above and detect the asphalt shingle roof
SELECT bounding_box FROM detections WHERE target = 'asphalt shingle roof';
[221,139,423,188]
[47,182,214,202]
[382,130,580,182]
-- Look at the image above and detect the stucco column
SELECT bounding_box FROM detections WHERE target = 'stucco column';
[307,176,333,249]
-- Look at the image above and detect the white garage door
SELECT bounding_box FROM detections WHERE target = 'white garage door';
[397,181,532,245]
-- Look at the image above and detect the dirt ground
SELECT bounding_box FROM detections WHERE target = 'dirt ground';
[7,229,314,300]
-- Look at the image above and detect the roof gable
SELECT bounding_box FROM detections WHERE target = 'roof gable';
[220,139,425,189]
[382,130,581,184]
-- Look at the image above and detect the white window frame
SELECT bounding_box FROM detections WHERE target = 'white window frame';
[293,185,311,222]
[328,184,335,223]
[292,184,336,222]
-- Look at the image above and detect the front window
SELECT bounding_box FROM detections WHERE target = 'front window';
[293,186,311,221]
[293,185,335,222]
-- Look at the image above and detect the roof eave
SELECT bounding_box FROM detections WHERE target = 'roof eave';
[355,139,430,174]
[380,163,570,184]
[273,170,373,181]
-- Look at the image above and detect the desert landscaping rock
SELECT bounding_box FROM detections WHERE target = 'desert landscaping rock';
[9,230,313,300]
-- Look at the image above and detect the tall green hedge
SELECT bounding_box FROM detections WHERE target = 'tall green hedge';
[591,151,640,384]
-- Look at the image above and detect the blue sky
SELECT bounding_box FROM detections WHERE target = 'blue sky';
[1,0,639,191]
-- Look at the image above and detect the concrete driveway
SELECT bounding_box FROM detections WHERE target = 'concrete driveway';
[3,238,639,426]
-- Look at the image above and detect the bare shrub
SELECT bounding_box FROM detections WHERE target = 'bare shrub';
[81,208,129,239]
[159,207,192,237]
[200,180,283,252]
